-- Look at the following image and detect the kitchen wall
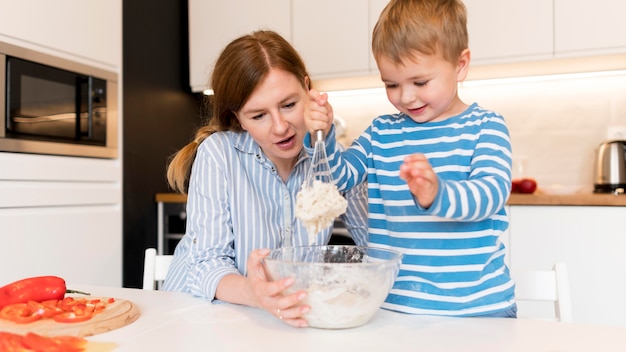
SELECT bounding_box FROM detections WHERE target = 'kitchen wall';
[328,70,626,193]
[123,0,202,288]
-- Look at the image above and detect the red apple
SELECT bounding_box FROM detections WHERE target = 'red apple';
[518,178,537,194]
[511,179,522,193]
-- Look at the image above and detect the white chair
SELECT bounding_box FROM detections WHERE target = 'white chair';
[142,248,173,290]
[513,262,573,323]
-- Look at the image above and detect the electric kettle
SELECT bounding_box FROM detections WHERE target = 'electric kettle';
[593,139,626,194]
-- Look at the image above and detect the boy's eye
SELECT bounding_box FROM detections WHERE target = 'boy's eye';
[384,83,398,89]
[414,81,428,87]
[283,102,296,109]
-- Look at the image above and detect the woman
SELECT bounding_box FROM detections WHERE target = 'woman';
[162,30,368,328]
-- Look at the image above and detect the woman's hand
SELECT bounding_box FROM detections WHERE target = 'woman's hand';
[304,89,333,137]
[246,249,310,327]
[399,154,438,208]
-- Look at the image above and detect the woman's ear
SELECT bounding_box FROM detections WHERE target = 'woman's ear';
[456,49,471,82]
[304,75,311,90]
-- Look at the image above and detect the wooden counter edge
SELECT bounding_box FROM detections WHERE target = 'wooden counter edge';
[508,193,626,206]
[155,192,626,206]
[155,193,187,203]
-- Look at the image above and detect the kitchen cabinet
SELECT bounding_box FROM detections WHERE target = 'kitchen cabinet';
[188,0,387,92]
[291,0,383,79]
[466,0,626,65]
[0,153,122,286]
[508,205,626,327]
[188,0,291,92]
[0,0,121,69]
[464,0,553,64]
[554,0,626,57]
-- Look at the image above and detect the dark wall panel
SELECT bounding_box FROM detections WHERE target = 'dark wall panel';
[122,0,203,287]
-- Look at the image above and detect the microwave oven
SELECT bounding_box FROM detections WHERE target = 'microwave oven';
[0,41,118,158]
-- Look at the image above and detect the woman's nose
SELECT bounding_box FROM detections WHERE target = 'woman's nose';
[271,113,289,134]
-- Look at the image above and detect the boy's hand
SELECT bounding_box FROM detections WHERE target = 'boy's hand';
[399,154,438,208]
[304,89,333,136]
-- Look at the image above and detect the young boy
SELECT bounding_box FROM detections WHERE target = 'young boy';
[304,0,516,317]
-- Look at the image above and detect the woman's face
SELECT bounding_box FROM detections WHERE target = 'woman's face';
[236,68,309,176]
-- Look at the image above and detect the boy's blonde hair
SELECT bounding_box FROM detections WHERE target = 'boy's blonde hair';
[372,0,468,64]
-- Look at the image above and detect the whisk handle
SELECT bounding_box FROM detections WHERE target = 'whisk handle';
[315,130,325,142]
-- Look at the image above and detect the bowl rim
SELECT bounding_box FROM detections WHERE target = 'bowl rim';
[263,245,403,267]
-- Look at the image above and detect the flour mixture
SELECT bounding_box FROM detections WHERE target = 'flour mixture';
[295,180,347,244]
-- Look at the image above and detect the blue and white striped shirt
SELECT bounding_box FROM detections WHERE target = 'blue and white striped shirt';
[306,103,515,316]
[162,131,368,300]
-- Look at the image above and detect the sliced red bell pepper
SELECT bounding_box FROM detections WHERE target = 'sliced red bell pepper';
[0,303,42,324]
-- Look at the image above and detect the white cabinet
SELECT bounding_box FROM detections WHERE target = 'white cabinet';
[188,0,387,92]
[0,0,121,69]
[464,0,553,64]
[466,0,626,65]
[554,0,626,57]
[291,0,371,79]
[508,205,626,327]
[0,206,122,286]
[0,153,122,286]
[188,0,291,92]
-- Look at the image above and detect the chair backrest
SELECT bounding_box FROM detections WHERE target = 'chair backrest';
[513,262,573,323]
[142,248,173,290]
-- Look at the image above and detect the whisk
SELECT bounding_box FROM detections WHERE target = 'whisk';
[304,130,333,188]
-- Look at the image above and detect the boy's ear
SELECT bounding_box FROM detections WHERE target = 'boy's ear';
[456,49,471,82]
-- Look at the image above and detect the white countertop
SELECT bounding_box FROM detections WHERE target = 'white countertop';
[79,284,626,352]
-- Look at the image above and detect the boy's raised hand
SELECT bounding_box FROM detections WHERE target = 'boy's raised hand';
[304,89,334,137]
[399,154,439,208]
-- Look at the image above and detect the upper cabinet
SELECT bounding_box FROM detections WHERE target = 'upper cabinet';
[464,0,553,64]
[466,0,626,65]
[188,0,291,92]
[292,0,373,80]
[188,0,626,92]
[0,0,121,69]
[554,0,626,57]
[188,0,386,92]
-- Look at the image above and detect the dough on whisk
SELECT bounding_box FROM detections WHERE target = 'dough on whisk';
[296,180,347,244]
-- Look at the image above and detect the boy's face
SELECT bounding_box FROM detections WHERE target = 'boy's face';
[377,50,470,123]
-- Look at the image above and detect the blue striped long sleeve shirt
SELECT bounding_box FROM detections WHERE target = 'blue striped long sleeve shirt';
[162,131,368,300]
[305,103,515,316]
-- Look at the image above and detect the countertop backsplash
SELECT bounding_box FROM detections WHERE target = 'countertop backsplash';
[327,73,626,193]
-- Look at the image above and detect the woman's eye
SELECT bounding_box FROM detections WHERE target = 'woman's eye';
[251,113,265,120]
[283,102,296,109]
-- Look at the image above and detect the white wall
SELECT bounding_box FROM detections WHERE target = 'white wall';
[328,72,626,193]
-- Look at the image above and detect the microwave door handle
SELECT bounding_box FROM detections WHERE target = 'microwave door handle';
[75,76,93,139]
[87,77,93,139]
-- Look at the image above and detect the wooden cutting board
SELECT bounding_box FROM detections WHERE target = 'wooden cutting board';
[0,298,140,338]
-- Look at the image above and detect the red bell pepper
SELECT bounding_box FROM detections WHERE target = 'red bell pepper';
[0,276,89,310]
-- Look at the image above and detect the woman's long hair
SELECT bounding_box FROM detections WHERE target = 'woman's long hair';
[166,30,310,193]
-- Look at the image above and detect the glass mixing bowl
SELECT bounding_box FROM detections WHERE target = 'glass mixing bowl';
[263,245,402,329]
